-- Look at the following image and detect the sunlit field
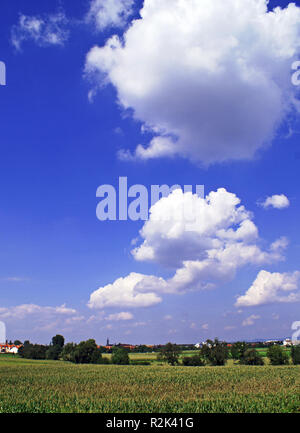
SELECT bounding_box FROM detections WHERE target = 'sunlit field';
[0,353,299,413]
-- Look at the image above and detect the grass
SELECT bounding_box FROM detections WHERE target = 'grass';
[0,354,299,413]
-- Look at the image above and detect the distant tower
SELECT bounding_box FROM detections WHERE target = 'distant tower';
[106,338,109,346]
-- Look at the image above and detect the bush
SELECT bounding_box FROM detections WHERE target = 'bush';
[19,344,48,360]
[267,345,289,365]
[201,339,229,366]
[230,342,249,361]
[182,354,205,366]
[46,344,62,360]
[111,347,130,365]
[240,348,264,365]
[130,361,151,365]
[291,345,300,365]
[61,343,77,362]
[62,339,104,364]
[157,343,182,366]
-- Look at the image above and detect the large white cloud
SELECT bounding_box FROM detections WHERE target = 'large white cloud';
[89,188,288,309]
[85,0,300,165]
[88,272,163,309]
[11,12,69,50]
[236,270,300,307]
[86,0,134,31]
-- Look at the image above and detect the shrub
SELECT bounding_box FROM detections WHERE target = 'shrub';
[62,339,104,364]
[291,345,300,365]
[19,344,48,360]
[111,347,130,365]
[46,344,62,360]
[182,354,205,366]
[267,345,289,365]
[240,348,264,365]
[230,342,249,361]
[61,343,77,362]
[201,339,229,366]
[157,343,182,366]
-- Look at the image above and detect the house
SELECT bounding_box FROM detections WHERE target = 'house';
[283,338,300,346]
[0,344,22,354]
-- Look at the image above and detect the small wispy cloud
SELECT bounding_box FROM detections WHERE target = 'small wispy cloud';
[11,11,69,51]
[242,315,260,327]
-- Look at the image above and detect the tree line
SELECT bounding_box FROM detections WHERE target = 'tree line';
[16,336,300,367]
[159,339,300,366]
[18,335,132,365]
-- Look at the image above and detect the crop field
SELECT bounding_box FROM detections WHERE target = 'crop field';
[0,354,299,413]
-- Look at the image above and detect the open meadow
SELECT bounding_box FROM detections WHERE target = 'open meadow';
[0,353,299,413]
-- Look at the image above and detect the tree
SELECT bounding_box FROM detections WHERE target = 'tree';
[291,345,300,365]
[182,354,205,366]
[46,344,62,360]
[111,347,130,365]
[201,339,229,366]
[230,342,249,361]
[73,339,104,364]
[19,344,48,360]
[61,343,77,362]
[13,340,22,346]
[157,342,181,366]
[51,335,65,349]
[267,345,289,365]
[240,348,264,365]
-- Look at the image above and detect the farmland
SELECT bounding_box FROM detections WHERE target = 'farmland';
[0,354,299,413]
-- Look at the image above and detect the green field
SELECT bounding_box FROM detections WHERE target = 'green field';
[0,354,299,413]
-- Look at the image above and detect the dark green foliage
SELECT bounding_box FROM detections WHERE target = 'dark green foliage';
[61,340,105,364]
[73,340,104,364]
[291,345,300,365]
[61,343,77,362]
[46,345,62,360]
[201,339,229,366]
[51,335,65,349]
[111,347,130,365]
[157,342,182,366]
[182,354,205,366]
[18,344,48,360]
[240,348,264,365]
[131,345,150,353]
[130,361,151,365]
[230,342,249,360]
[267,345,289,365]
[13,340,22,346]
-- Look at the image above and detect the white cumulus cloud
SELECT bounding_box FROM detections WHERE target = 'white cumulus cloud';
[236,270,300,307]
[89,188,288,309]
[260,194,290,209]
[86,0,134,31]
[85,0,300,165]
[88,272,163,309]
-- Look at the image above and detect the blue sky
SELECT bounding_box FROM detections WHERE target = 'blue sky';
[0,0,300,344]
